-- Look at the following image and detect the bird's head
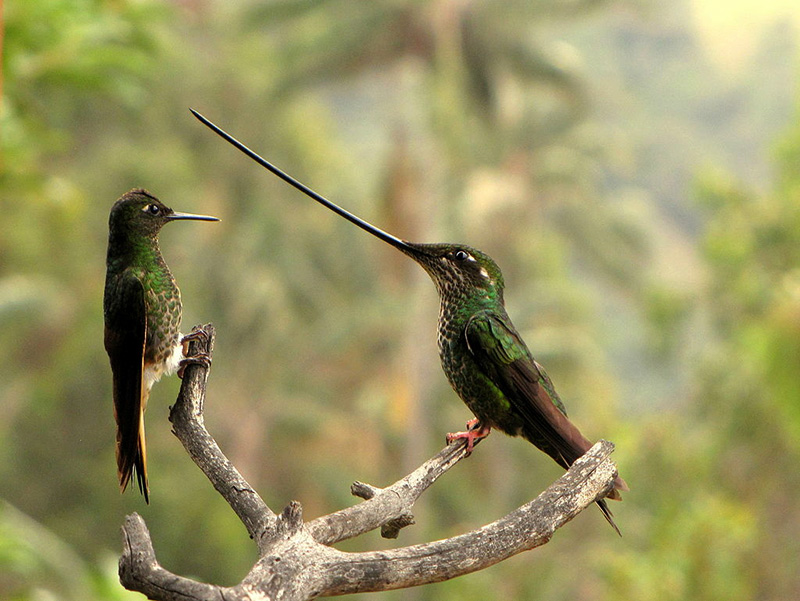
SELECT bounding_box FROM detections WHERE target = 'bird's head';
[396,242,505,303]
[109,189,219,240]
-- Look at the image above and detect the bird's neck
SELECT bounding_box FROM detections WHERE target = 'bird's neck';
[107,232,167,274]
[439,281,503,318]
[437,288,504,348]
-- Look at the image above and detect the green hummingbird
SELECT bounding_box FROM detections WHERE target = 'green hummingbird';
[103,188,219,502]
[191,110,627,533]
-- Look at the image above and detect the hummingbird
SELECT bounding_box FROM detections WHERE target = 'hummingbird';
[191,110,627,533]
[103,188,219,503]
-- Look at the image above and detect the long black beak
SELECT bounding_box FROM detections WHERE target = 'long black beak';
[190,109,413,253]
[168,211,220,222]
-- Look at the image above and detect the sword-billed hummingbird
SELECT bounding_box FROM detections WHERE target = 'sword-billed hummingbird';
[103,188,218,502]
[191,110,627,533]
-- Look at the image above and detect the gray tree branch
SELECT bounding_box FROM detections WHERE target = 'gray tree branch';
[167,324,276,553]
[119,323,621,600]
[306,435,479,545]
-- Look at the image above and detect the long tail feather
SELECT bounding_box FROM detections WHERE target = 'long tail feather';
[135,409,149,503]
[116,393,150,504]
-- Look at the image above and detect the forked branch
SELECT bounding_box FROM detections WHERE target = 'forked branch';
[119,324,621,600]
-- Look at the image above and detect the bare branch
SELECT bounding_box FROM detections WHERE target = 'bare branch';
[119,513,233,601]
[314,440,618,596]
[307,437,479,545]
[168,324,276,552]
[120,324,624,601]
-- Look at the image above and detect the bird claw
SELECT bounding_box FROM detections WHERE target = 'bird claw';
[177,352,211,379]
[178,328,212,378]
[446,418,491,455]
[181,328,210,346]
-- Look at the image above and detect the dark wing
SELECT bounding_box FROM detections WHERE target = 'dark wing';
[464,310,594,470]
[466,310,627,535]
[103,272,149,502]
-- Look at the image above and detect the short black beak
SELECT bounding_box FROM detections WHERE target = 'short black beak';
[168,211,220,222]
[190,108,413,253]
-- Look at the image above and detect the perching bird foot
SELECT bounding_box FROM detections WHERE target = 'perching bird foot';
[446,418,491,455]
[177,352,210,379]
[178,330,212,378]
[181,328,210,347]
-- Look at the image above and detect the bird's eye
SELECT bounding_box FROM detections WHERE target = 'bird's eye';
[144,204,160,215]
[454,250,469,261]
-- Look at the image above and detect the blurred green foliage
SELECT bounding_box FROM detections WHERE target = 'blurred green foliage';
[1,0,799,599]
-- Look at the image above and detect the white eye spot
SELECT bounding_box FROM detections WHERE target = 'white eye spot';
[479,267,490,280]
[143,204,160,215]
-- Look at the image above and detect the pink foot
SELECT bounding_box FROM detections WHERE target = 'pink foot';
[446,418,491,454]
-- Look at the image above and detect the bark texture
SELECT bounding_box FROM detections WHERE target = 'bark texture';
[119,323,622,600]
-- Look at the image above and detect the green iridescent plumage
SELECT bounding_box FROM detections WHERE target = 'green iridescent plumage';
[395,245,627,535]
[103,189,218,503]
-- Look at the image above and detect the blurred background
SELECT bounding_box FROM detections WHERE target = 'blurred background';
[2,0,800,599]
